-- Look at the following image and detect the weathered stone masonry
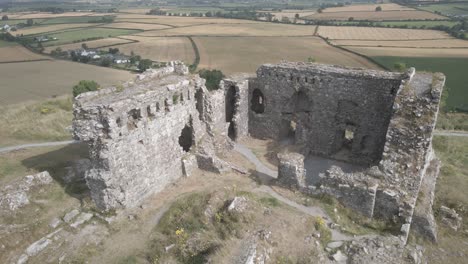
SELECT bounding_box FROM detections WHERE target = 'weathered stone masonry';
[74,61,444,245]
[73,62,249,209]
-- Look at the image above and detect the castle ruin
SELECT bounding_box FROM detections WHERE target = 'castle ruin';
[73,61,444,244]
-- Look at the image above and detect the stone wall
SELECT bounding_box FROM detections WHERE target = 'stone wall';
[249,63,405,165]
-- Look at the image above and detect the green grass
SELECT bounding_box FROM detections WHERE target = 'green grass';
[433,136,468,215]
[418,3,468,16]
[0,97,73,147]
[39,16,114,25]
[1,19,46,26]
[29,27,141,47]
[0,39,18,47]
[372,56,468,112]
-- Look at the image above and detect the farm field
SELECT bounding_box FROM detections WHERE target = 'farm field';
[318,26,451,40]
[13,12,101,19]
[39,15,114,25]
[372,56,468,112]
[257,9,316,19]
[0,39,18,47]
[31,27,141,47]
[346,46,468,57]
[120,8,152,14]
[114,15,260,26]
[376,20,458,28]
[419,3,468,16]
[194,36,379,74]
[303,10,445,21]
[43,37,135,53]
[1,18,46,26]
[0,60,133,104]
[0,45,48,63]
[112,36,195,64]
[13,23,97,36]
[102,22,172,30]
[333,39,468,48]
[137,23,317,37]
[322,3,414,12]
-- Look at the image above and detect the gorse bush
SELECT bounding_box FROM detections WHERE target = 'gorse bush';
[72,80,100,97]
[198,69,224,91]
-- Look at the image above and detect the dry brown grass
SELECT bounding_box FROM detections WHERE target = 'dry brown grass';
[14,23,96,36]
[0,45,47,62]
[43,37,135,53]
[137,23,317,37]
[304,10,444,21]
[347,46,468,57]
[111,36,195,64]
[0,97,73,147]
[322,3,415,12]
[333,39,468,48]
[194,36,379,74]
[0,60,133,104]
[318,26,451,40]
[103,22,172,30]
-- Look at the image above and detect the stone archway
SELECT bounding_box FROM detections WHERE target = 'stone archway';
[178,123,194,152]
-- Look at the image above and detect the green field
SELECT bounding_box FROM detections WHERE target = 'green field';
[0,39,18,47]
[29,27,141,46]
[373,56,468,112]
[39,16,113,25]
[1,18,46,26]
[418,3,468,16]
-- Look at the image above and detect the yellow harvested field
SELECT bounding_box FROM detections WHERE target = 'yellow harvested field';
[0,46,48,63]
[348,46,468,57]
[14,23,96,35]
[115,14,260,26]
[43,37,135,53]
[323,3,414,12]
[102,22,172,30]
[120,8,152,14]
[0,12,24,19]
[0,60,133,104]
[333,39,468,48]
[194,36,379,74]
[137,23,316,37]
[304,10,444,21]
[111,36,195,64]
[318,26,450,40]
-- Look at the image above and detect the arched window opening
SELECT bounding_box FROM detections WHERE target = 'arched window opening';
[226,86,237,140]
[178,124,193,152]
[195,89,204,121]
[251,89,265,114]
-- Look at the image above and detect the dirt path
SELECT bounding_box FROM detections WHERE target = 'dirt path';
[433,130,468,137]
[0,140,79,154]
[234,143,358,242]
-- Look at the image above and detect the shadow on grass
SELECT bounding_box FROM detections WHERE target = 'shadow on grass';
[21,142,91,201]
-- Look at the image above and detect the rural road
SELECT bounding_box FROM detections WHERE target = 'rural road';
[0,140,79,154]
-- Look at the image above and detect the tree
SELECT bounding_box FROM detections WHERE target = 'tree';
[27,19,34,26]
[375,6,382,12]
[348,17,354,21]
[81,43,88,50]
[73,80,100,97]
[101,57,112,67]
[138,59,153,72]
[1,15,8,21]
[394,62,407,72]
[198,69,224,91]
[295,13,300,19]
[205,11,212,17]
[109,47,119,54]
[307,56,316,63]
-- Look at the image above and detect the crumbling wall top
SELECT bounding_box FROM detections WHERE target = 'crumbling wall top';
[258,62,410,80]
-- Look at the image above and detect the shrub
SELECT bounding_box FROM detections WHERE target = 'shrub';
[198,69,224,91]
[72,80,100,97]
